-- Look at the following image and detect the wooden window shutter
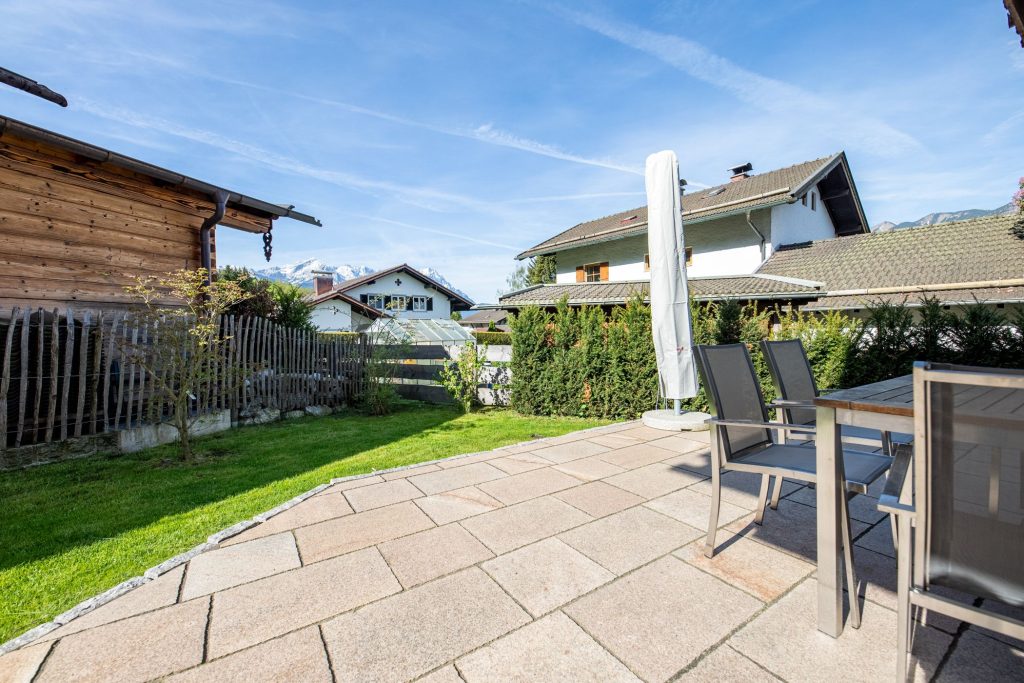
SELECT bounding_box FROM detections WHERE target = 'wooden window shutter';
[599,263,609,281]
[427,297,433,311]
[384,295,392,309]
[576,266,585,282]
[360,294,368,304]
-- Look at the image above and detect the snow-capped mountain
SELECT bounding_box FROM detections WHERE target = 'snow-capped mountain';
[247,258,472,301]
[872,203,1014,232]
[252,259,375,287]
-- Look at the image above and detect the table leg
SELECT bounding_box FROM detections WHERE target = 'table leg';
[816,404,844,637]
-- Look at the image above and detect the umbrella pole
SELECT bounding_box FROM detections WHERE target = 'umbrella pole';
[673,399,681,416]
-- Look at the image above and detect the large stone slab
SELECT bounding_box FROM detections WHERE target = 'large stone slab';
[40,565,185,642]
[604,462,704,499]
[598,443,678,469]
[553,481,644,518]
[222,493,354,546]
[378,523,493,588]
[728,579,951,682]
[552,456,627,482]
[0,642,52,683]
[344,479,423,512]
[645,488,748,532]
[294,501,434,564]
[321,568,530,682]
[207,547,400,658]
[164,627,331,682]
[37,598,209,683]
[460,496,592,554]
[487,452,553,475]
[456,612,640,682]
[531,440,609,464]
[407,462,507,495]
[414,486,504,525]
[566,557,761,682]
[559,506,702,575]
[482,538,614,617]
[477,467,582,505]
[675,532,814,602]
[678,645,780,682]
[936,630,1024,682]
[181,532,300,600]
[724,500,868,564]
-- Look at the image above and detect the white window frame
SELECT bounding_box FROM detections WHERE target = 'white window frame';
[367,294,385,311]
[412,296,428,312]
[390,295,408,311]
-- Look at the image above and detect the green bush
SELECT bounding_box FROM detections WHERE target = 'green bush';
[471,331,511,345]
[508,296,1023,419]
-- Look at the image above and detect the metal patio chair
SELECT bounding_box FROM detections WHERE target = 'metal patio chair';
[760,339,911,511]
[879,362,1024,680]
[696,343,894,628]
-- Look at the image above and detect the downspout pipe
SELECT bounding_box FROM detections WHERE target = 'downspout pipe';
[200,190,229,285]
[745,210,766,262]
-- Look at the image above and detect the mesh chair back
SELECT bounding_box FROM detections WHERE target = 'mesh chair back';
[915,362,1024,608]
[761,339,818,425]
[694,344,772,459]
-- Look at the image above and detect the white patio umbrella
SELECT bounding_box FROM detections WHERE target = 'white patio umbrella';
[642,151,705,430]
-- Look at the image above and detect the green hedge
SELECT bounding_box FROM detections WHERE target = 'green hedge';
[509,295,1024,420]
[471,331,511,345]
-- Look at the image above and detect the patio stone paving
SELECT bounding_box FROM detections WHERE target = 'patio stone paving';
[180,532,300,599]
[4,420,1019,681]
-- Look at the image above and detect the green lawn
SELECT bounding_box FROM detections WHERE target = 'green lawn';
[0,405,606,643]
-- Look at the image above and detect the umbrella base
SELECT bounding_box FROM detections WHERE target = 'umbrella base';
[642,409,711,432]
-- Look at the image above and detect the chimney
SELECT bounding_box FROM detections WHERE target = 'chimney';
[728,162,753,182]
[312,270,334,296]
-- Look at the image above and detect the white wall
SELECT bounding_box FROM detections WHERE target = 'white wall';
[769,185,836,253]
[552,208,772,283]
[311,299,354,332]
[346,273,453,320]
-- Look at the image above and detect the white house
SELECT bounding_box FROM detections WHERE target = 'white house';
[309,264,474,331]
[494,152,1024,315]
[497,152,870,309]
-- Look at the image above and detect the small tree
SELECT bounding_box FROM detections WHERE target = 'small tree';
[121,269,250,462]
[270,281,315,330]
[439,341,487,412]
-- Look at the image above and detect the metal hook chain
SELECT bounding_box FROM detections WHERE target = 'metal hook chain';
[263,224,273,262]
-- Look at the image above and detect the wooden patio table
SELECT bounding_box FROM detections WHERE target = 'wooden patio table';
[814,374,916,638]
[815,371,1024,637]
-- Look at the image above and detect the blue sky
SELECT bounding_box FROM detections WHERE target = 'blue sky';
[2,0,1022,302]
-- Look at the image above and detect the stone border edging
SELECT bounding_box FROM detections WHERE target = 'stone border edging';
[0,420,633,655]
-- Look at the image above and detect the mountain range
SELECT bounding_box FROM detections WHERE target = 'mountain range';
[871,202,1014,232]
[248,258,472,301]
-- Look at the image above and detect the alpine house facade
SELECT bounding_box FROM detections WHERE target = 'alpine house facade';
[499,152,868,310]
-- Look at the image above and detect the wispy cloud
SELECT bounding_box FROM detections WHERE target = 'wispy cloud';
[550,5,921,157]
[74,98,490,213]
[212,76,642,175]
[501,190,645,204]
[350,215,519,250]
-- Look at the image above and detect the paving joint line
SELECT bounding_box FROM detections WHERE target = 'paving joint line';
[317,623,338,683]
[930,596,984,681]
[200,594,214,664]
[26,639,56,683]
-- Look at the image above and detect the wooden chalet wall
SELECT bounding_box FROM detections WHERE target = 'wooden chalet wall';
[0,131,271,309]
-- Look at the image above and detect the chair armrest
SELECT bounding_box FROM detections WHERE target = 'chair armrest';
[706,417,817,434]
[877,443,915,515]
[769,399,817,408]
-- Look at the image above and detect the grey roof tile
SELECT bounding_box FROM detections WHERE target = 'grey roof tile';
[519,154,842,258]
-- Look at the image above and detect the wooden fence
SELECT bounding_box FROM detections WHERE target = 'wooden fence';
[0,307,369,457]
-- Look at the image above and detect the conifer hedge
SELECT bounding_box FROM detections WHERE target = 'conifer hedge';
[509,295,1024,419]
